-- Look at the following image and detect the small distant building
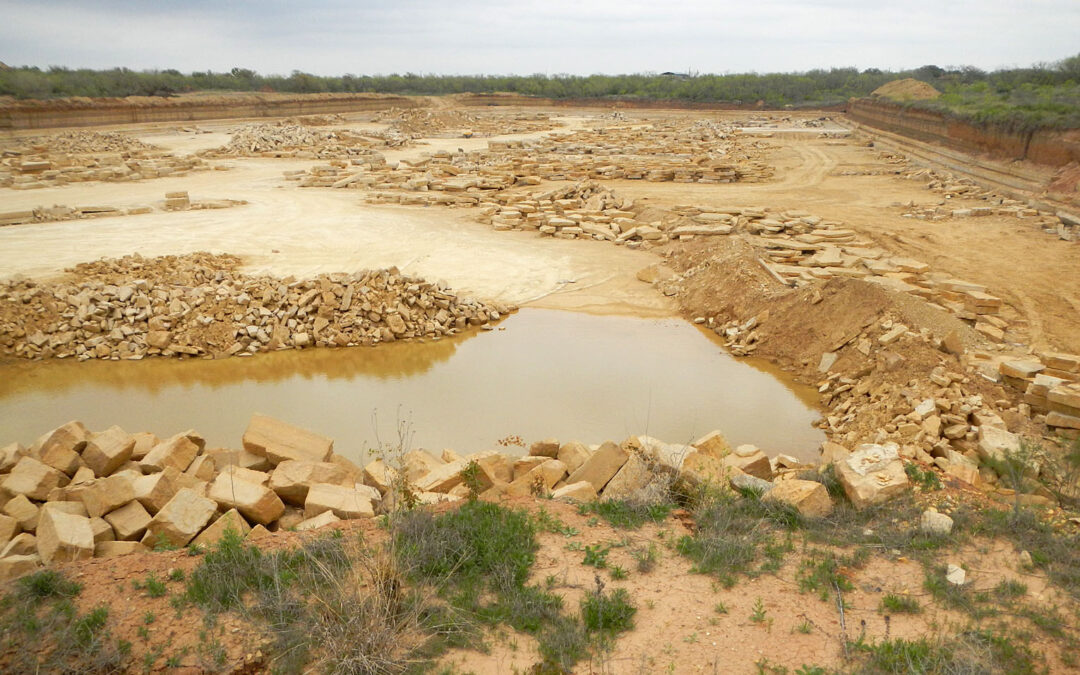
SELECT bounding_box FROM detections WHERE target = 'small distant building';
[660,72,691,80]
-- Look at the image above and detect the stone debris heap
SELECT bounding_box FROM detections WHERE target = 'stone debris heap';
[476,180,663,243]
[0,130,208,190]
[204,123,394,159]
[901,165,1075,241]
[0,253,510,362]
[655,205,1016,344]
[476,120,773,184]
[289,118,773,204]
[0,415,911,581]
[374,108,560,138]
[0,191,246,227]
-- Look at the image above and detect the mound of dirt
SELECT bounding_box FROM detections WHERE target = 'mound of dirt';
[871,78,941,101]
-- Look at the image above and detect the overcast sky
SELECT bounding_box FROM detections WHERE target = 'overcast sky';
[2,0,1077,76]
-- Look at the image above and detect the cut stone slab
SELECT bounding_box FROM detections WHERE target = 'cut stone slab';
[557,441,592,474]
[920,509,954,536]
[601,453,653,499]
[37,421,86,476]
[551,481,599,502]
[40,501,88,518]
[976,426,1021,464]
[835,442,910,508]
[528,438,560,458]
[36,508,94,564]
[103,500,152,541]
[762,479,833,518]
[208,474,285,526]
[564,442,628,493]
[89,517,115,544]
[691,430,733,458]
[140,430,204,474]
[636,436,694,472]
[185,455,216,481]
[415,459,470,493]
[2,456,70,501]
[207,448,272,473]
[3,495,39,532]
[295,510,341,532]
[0,514,18,548]
[142,488,217,548]
[0,442,25,473]
[513,456,549,480]
[0,554,40,581]
[303,483,378,520]
[269,460,352,506]
[362,459,398,495]
[731,473,774,494]
[403,450,445,482]
[218,465,271,486]
[819,442,850,465]
[2,533,37,557]
[506,459,568,497]
[82,426,135,477]
[191,509,252,548]
[95,541,149,558]
[130,432,161,461]
[946,564,967,586]
[723,445,772,479]
[242,413,333,466]
[682,451,739,486]
[133,467,184,514]
[79,473,137,518]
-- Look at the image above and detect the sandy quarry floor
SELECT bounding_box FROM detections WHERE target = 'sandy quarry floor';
[3,110,1076,348]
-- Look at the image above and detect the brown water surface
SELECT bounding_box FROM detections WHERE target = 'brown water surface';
[0,309,823,463]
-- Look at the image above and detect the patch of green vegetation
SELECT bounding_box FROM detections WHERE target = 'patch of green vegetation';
[676,490,798,586]
[578,498,673,529]
[0,570,125,673]
[533,507,579,537]
[393,500,635,672]
[140,573,167,598]
[903,463,942,491]
[580,586,636,634]
[796,550,865,602]
[967,507,1080,599]
[994,579,1028,601]
[879,594,920,614]
[848,630,1042,674]
[582,544,610,569]
[16,570,82,600]
[632,542,659,573]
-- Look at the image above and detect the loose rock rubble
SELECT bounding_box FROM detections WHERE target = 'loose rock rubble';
[0,252,511,361]
[0,191,246,227]
[204,123,396,159]
[374,108,560,138]
[0,416,894,581]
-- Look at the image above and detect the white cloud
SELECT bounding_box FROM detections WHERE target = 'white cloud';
[0,0,1076,75]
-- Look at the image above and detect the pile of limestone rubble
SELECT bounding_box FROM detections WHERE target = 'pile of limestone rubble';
[0,413,929,581]
[204,124,395,159]
[0,191,246,227]
[286,119,773,202]
[375,108,560,138]
[901,165,1077,241]
[478,121,774,183]
[0,129,208,190]
[0,253,510,362]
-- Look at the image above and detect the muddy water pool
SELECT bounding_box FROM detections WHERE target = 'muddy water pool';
[0,309,824,463]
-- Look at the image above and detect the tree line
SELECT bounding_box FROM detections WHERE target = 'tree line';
[1,55,1078,130]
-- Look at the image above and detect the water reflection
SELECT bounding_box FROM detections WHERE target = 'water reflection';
[0,309,824,463]
[0,331,464,398]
